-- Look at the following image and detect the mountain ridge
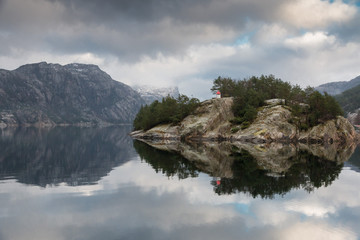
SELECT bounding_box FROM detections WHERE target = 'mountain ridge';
[315,75,360,95]
[0,62,145,127]
[133,85,180,105]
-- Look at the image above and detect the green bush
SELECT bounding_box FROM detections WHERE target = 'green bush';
[230,117,244,125]
[300,123,309,131]
[241,121,251,129]
[231,127,240,133]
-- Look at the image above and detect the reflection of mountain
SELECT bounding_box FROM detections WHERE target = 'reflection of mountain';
[0,126,136,187]
[134,140,355,198]
[346,145,360,172]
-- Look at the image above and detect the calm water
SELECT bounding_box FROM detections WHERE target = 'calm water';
[0,126,360,240]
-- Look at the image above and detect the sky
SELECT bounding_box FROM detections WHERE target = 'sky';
[0,0,360,99]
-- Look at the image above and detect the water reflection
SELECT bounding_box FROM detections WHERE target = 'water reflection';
[0,128,359,240]
[347,146,360,172]
[134,140,200,179]
[0,126,135,187]
[133,140,356,198]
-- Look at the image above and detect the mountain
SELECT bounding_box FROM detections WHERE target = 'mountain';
[334,84,360,125]
[133,85,180,105]
[0,62,144,127]
[315,75,360,95]
[334,84,360,113]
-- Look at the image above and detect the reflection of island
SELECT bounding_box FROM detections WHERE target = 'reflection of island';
[0,126,135,187]
[134,140,356,198]
[134,141,200,179]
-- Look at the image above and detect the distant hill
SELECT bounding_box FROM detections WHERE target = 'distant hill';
[133,85,180,105]
[315,75,360,95]
[334,84,360,125]
[335,84,360,113]
[0,62,144,126]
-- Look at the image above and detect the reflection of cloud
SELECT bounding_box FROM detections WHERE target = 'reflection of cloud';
[285,200,336,217]
[1,155,360,239]
[250,201,291,226]
[278,222,356,240]
[0,177,238,239]
[280,169,360,220]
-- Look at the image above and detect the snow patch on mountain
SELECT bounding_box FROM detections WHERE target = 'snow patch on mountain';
[133,85,180,105]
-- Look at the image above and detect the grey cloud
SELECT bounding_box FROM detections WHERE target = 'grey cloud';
[6,0,352,63]
[48,0,276,25]
[329,14,360,42]
[37,0,287,59]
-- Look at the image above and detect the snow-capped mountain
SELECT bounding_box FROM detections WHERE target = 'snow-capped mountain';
[133,85,180,105]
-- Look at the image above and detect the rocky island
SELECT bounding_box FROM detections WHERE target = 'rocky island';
[131,97,358,145]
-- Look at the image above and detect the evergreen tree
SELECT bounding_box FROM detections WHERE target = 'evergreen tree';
[133,94,200,131]
[211,75,344,128]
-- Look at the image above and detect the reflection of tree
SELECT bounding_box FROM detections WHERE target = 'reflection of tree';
[133,140,199,179]
[211,149,343,199]
[0,126,135,187]
[134,140,344,199]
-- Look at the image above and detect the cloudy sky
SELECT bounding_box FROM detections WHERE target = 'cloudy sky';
[0,0,360,99]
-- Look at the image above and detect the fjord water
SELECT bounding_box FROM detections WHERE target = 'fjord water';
[0,127,360,240]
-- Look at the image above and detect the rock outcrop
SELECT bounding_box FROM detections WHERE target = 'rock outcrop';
[131,97,359,144]
[347,110,360,126]
[299,116,358,145]
[232,104,297,143]
[0,62,145,127]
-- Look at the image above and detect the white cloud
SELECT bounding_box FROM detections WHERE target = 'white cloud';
[104,44,237,99]
[284,31,336,50]
[0,51,104,70]
[278,39,360,86]
[279,0,357,29]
